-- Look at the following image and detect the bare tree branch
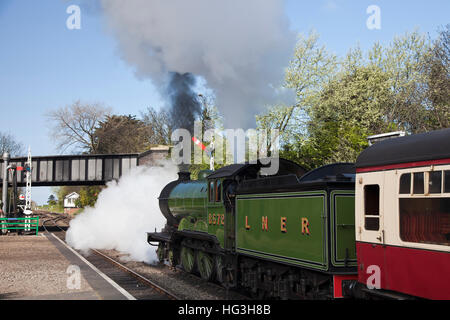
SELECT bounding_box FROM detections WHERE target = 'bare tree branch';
[0,132,24,156]
[46,100,111,154]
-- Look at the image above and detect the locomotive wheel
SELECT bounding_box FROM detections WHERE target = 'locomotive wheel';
[168,249,178,267]
[215,255,224,283]
[197,251,214,281]
[181,246,196,273]
[157,243,165,263]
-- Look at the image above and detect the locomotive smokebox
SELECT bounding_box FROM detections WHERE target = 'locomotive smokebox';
[158,170,208,228]
[158,172,188,227]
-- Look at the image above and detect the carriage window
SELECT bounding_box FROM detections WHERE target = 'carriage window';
[364,184,380,231]
[215,180,222,202]
[209,181,215,202]
[413,172,424,194]
[400,198,450,246]
[429,171,442,194]
[445,171,450,193]
[399,173,411,194]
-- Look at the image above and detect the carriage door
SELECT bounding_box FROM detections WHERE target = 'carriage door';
[357,172,388,289]
[359,173,385,245]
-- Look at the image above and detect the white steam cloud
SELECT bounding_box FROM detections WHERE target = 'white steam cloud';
[98,0,296,128]
[66,161,178,263]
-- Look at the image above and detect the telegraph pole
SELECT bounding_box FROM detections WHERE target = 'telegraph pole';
[2,152,9,234]
[2,152,9,215]
[24,147,32,215]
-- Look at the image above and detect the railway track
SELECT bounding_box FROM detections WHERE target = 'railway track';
[39,211,179,300]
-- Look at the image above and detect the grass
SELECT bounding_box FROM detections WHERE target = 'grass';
[36,205,65,213]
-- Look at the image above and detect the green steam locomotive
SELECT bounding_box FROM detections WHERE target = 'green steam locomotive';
[147,159,357,299]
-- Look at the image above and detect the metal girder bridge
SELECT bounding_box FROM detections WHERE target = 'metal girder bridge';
[0,147,169,187]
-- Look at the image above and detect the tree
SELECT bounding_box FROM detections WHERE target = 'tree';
[297,31,429,167]
[257,31,338,152]
[0,131,24,156]
[46,101,110,209]
[374,30,430,133]
[420,25,450,130]
[95,115,150,154]
[256,29,449,169]
[47,194,57,206]
[302,65,395,166]
[285,30,339,107]
[77,186,102,208]
[140,107,174,146]
[46,100,111,153]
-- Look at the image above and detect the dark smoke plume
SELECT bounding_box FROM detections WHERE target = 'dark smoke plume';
[98,0,296,128]
[167,72,201,134]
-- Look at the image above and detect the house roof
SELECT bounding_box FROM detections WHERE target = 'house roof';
[64,192,80,199]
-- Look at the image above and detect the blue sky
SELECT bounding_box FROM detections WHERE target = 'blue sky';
[285,0,449,53]
[0,0,448,203]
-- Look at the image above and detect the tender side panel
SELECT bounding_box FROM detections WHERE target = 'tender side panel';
[330,191,357,267]
[236,191,328,271]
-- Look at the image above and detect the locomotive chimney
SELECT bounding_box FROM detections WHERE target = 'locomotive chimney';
[177,163,190,181]
[177,172,191,181]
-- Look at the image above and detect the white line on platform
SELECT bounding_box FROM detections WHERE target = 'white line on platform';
[50,233,136,300]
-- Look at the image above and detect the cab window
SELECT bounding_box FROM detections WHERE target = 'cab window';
[209,181,214,202]
[215,180,222,202]
[209,180,222,203]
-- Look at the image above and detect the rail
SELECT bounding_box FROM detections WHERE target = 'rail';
[41,215,179,300]
[0,217,39,235]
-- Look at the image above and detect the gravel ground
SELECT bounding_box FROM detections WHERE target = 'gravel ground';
[99,249,248,300]
[0,235,96,299]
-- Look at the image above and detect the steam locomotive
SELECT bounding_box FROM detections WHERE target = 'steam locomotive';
[147,128,450,299]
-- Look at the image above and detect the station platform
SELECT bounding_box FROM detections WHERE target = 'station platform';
[0,234,131,300]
